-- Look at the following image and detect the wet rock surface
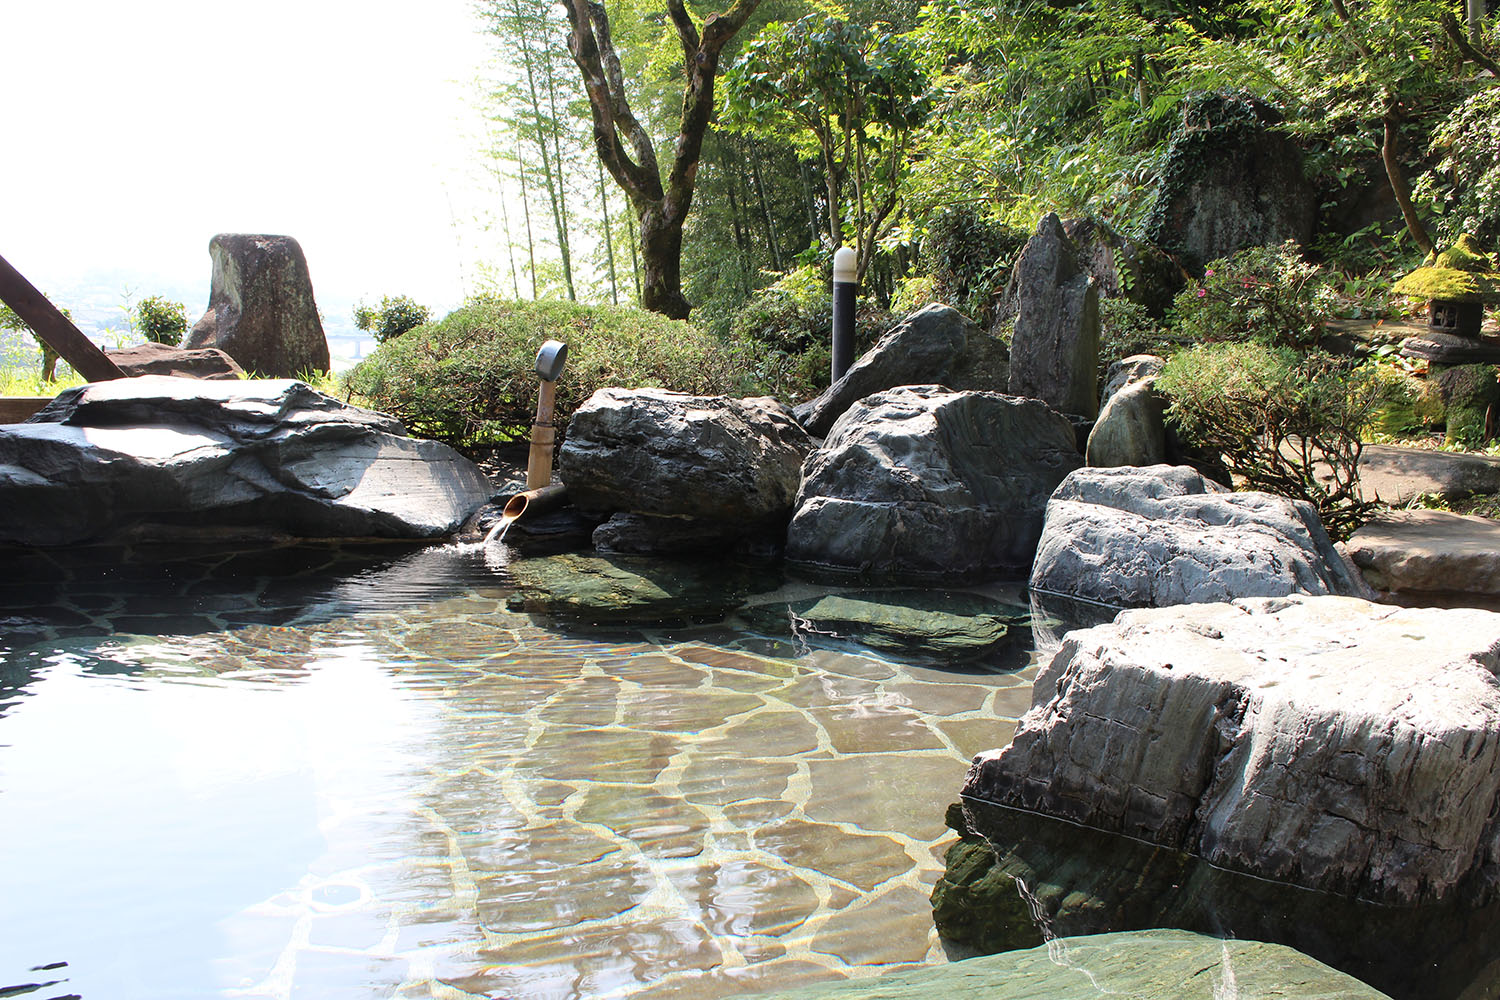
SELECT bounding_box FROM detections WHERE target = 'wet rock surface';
[965,595,1500,906]
[559,389,813,548]
[793,304,977,438]
[738,588,1030,663]
[0,375,493,545]
[504,551,775,627]
[741,924,1390,1000]
[931,800,1490,1000]
[1030,465,1371,607]
[788,386,1080,581]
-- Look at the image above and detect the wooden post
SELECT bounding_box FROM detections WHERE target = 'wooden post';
[526,379,558,490]
[0,252,126,382]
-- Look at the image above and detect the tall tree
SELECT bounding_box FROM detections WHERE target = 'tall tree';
[721,15,930,283]
[562,0,764,319]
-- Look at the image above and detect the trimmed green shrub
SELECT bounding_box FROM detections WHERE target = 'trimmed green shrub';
[135,296,188,346]
[344,297,747,452]
[134,295,188,347]
[1157,341,1380,539]
[354,295,432,344]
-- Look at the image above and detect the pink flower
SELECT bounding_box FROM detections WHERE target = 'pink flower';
[1197,287,1207,298]
[1205,268,1215,277]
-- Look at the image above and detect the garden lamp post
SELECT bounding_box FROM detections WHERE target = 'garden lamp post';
[527,340,568,491]
[831,247,857,382]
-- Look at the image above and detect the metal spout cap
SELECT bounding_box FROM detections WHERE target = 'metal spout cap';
[535,340,568,381]
[832,247,857,285]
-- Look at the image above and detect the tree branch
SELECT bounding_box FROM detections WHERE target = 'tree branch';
[561,0,663,206]
[666,0,700,72]
[1328,0,1375,59]
[1442,10,1500,77]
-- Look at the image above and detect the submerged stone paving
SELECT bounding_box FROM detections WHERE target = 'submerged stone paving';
[0,544,1038,999]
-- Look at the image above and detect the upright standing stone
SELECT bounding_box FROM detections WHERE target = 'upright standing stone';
[1007,214,1100,418]
[186,234,331,378]
[1143,93,1317,271]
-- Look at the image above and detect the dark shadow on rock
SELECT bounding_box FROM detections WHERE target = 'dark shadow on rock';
[933,798,1500,1000]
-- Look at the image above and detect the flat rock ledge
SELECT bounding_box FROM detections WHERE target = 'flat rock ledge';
[738,928,1388,1000]
[1346,509,1500,596]
[964,595,1500,906]
[0,375,493,545]
[1030,465,1372,608]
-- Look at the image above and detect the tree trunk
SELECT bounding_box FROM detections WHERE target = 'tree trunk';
[1469,0,1485,44]
[1383,113,1435,256]
[562,0,763,318]
[639,206,690,319]
[749,145,783,271]
[539,20,577,300]
[596,158,620,304]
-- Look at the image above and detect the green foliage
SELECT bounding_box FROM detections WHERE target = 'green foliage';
[919,205,1027,325]
[724,265,892,402]
[1168,242,1337,350]
[353,295,433,343]
[1157,341,1380,539]
[1098,298,1180,370]
[343,297,747,452]
[721,15,931,278]
[134,295,187,347]
[1418,88,1500,247]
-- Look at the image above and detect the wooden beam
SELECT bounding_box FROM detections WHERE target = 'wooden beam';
[0,252,125,382]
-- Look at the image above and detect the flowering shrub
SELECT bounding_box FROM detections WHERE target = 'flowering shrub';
[1168,242,1337,350]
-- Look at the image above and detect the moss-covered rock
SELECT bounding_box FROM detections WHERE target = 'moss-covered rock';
[1435,363,1500,447]
[1392,234,1500,303]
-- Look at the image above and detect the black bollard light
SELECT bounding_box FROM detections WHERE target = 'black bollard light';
[831,246,857,382]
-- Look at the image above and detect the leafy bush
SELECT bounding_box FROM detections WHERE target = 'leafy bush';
[134,295,187,347]
[725,266,892,403]
[1417,88,1500,247]
[353,295,432,344]
[1157,341,1380,539]
[1168,242,1336,350]
[344,297,747,452]
[920,205,1027,325]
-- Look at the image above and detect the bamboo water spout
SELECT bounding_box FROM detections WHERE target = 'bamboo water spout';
[527,340,569,491]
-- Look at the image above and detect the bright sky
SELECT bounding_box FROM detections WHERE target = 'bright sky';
[2,0,499,328]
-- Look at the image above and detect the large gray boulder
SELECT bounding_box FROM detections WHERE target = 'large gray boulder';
[1144,93,1317,270]
[558,388,813,531]
[1030,465,1371,608]
[787,386,1081,581]
[0,375,492,545]
[186,233,331,377]
[793,303,977,438]
[1346,509,1500,596]
[1006,214,1101,418]
[965,595,1500,905]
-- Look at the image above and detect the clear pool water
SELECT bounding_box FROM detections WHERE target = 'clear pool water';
[0,542,1038,999]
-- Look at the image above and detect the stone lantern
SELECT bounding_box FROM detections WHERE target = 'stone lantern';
[1395,234,1500,446]
[1395,234,1500,360]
